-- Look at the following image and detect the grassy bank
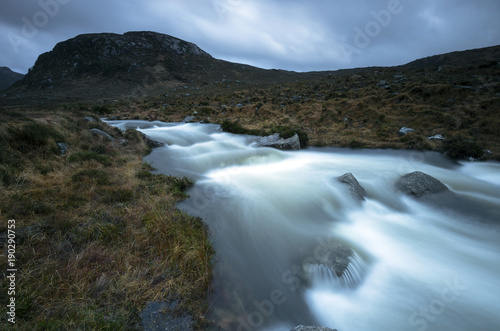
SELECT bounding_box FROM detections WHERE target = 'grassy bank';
[0,108,213,329]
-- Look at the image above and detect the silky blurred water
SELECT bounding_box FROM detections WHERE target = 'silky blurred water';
[107,120,500,331]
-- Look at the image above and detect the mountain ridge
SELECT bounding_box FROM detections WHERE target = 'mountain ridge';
[1,31,499,104]
[0,66,24,91]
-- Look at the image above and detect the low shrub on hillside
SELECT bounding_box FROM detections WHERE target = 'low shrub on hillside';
[444,137,484,160]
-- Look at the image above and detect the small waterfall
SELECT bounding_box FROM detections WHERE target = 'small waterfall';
[306,251,368,290]
[339,252,367,288]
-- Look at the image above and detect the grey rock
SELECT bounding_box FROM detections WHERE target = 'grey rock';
[255,133,300,150]
[377,80,390,89]
[398,127,414,137]
[57,142,68,156]
[396,171,449,198]
[235,103,244,108]
[84,116,97,122]
[291,327,337,331]
[337,173,367,201]
[89,128,115,141]
[310,242,353,278]
[428,134,445,140]
[141,301,194,331]
[182,116,196,123]
[140,133,165,148]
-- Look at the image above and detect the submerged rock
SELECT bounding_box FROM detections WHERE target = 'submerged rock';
[396,171,449,198]
[303,241,354,278]
[255,133,300,150]
[337,173,366,201]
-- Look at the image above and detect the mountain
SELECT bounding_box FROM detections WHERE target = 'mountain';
[0,67,24,91]
[3,31,297,102]
[2,31,499,105]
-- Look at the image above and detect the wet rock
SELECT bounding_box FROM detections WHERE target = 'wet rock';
[255,133,300,150]
[89,128,115,141]
[398,127,414,137]
[141,133,165,148]
[303,241,354,278]
[57,142,68,156]
[337,173,366,201]
[396,171,449,198]
[141,301,194,331]
[84,116,97,122]
[291,327,337,331]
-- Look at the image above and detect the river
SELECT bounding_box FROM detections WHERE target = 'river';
[106,120,500,331]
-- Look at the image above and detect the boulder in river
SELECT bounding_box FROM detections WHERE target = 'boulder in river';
[255,133,300,150]
[396,171,449,198]
[140,132,165,148]
[337,173,366,201]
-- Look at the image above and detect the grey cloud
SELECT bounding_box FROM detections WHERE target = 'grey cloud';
[1,0,499,74]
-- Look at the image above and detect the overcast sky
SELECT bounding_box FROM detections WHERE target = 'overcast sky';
[1,0,500,74]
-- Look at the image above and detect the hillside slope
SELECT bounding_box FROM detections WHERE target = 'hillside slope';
[0,66,24,91]
[3,31,296,102]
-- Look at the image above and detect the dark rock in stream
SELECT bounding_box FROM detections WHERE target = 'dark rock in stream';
[396,171,449,198]
[305,242,353,278]
[291,326,337,331]
[255,133,301,150]
[337,173,367,201]
[140,132,165,148]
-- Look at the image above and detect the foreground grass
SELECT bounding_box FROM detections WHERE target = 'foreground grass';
[0,109,213,329]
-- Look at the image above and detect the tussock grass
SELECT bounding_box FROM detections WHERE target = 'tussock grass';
[0,109,214,329]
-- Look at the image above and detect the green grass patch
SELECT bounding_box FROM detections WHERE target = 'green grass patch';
[68,151,111,166]
[72,169,110,185]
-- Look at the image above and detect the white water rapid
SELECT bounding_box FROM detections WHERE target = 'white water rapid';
[107,120,500,331]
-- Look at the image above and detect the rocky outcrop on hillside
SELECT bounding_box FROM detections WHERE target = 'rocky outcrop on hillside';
[3,31,296,102]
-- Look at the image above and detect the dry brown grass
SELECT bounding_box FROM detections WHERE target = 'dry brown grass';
[0,109,213,329]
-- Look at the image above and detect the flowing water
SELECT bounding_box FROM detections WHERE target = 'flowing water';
[107,120,500,331]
